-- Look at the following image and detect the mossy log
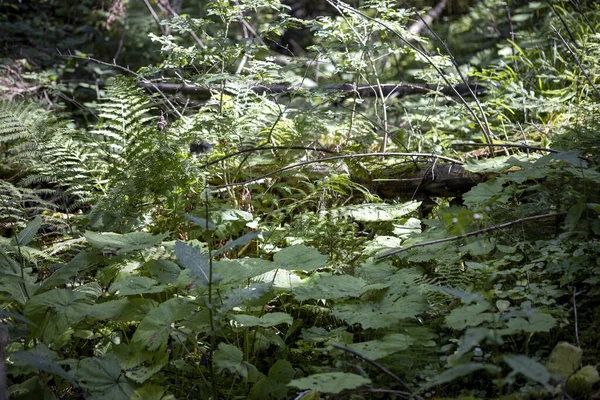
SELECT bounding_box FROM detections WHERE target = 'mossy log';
[351,162,486,200]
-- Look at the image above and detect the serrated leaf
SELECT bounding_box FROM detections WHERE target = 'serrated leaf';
[346,333,414,360]
[82,299,129,320]
[213,231,268,257]
[11,349,77,385]
[186,214,216,231]
[132,299,192,351]
[12,216,42,247]
[41,251,99,290]
[233,312,293,327]
[288,372,371,394]
[76,353,134,400]
[445,302,494,330]
[214,343,252,378]
[174,240,213,285]
[216,258,276,284]
[504,354,551,388]
[422,363,500,389]
[268,359,295,383]
[338,201,420,222]
[274,245,328,271]
[109,276,166,296]
[293,274,368,301]
[85,231,168,254]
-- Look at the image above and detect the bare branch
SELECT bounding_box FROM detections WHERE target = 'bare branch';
[377,212,567,259]
[408,0,447,36]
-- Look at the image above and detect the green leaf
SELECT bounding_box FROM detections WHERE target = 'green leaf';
[504,354,551,388]
[338,201,420,222]
[422,363,500,389]
[132,384,166,400]
[85,231,168,254]
[274,244,328,271]
[11,348,77,385]
[81,299,129,320]
[146,259,181,284]
[41,251,100,290]
[213,231,268,257]
[11,216,42,247]
[463,179,507,208]
[293,274,368,301]
[216,258,276,284]
[76,353,134,400]
[455,328,503,359]
[214,343,253,378]
[131,299,193,351]
[24,289,91,342]
[174,240,213,285]
[268,359,296,383]
[108,276,166,296]
[346,333,414,360]
[288,372,371,394]
[445,302,494,330]
[186,214,216,231]
[501,312,556,334]
[233,312,293,327]
[333,298,426,329]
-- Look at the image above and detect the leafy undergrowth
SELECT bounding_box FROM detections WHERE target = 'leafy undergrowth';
[1,0,600,399]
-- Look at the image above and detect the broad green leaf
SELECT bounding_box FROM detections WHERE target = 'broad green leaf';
[455,328,503,359]
[445,302,494,330]
[233,312,293,327]
[76,353,134,400]
[274,244,328,271]
[268,359,296,383]
[11,348,77,385]
[213,231,268,257]
[293,274,368,301]
[504,354,551,388]
[463,179,508,207]
[338,201,420,222]
[146,259,181,284]
[174,240,214,285]
[346,333,414,360]
[288,372,371,394]
[214,343,253,378]
[464,156,521,173]
[81,299,129,320]
[186,214,216,231]
[85,231,168,254]
[216,258,276,284]
[131,299,193,351]
[501,313,556,334]
[459,238,495,256]
[24,289,91,342]
[109,276,166,296]
[125,349,169,384]
[11,216,42,247]
[422,363,500,389]
[41,251,100,290]
[132,384,166,400]
[333,299,425,329]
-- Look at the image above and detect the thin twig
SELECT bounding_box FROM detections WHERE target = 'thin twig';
[401,0,496,153]
[331,343,420,399]
[217,152,463,189]
[377,212,566,259]
[203,146,338,168]
[333,1,494,153]
[552,25,600,100]
[407,0,447,36]
[142,0,166,36]
[573,286,580,347]
[61,53,182,118]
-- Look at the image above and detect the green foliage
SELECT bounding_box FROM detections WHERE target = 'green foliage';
[1,0,600,399]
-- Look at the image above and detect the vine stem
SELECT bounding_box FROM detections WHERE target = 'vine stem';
[377,212,567,259]
[204,157,218,400]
